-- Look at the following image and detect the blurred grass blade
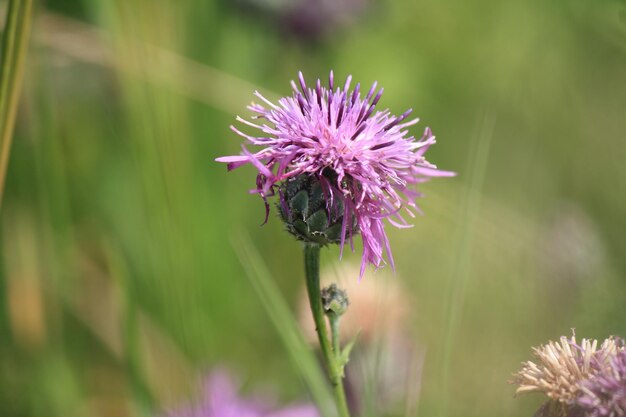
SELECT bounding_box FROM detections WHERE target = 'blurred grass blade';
[112,250,156,417]
[0,0,33,209]
[35,11,278,115]
[233,233,335,417]
[438,110,496,417]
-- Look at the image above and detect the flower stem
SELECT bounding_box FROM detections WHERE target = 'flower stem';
[304,244,350,417]
[329,314,341,358]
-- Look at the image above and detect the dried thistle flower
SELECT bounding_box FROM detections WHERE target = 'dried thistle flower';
[576,349,626,417]
[513,333,623,403]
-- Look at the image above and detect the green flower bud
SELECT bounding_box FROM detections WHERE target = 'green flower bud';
[321,283,349,317]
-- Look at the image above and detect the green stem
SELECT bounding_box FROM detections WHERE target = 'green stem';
[304,244,350,417]
[329,314,341,357]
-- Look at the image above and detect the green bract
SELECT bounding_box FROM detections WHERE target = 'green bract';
[278,174,356,245]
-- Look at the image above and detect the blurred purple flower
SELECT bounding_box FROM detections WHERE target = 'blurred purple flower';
[237,0,368,40]
[576,349,626,417]
[216,71,454,276]
[280,0,367,39]
[164,370,319,417]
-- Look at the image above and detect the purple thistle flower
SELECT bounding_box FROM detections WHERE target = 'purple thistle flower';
[164,370,319,417]
[216,71,455,277]
[576,349,626,417]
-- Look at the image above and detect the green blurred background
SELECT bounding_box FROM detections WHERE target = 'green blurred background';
[1,0,626,416]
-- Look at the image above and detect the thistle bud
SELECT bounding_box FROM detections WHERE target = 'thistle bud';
[278,173,356,245]
[321,283,349,317]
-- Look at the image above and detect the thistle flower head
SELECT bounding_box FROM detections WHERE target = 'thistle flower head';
[576,349,626,417]
[216,71,455,276]
[513,334,623,404]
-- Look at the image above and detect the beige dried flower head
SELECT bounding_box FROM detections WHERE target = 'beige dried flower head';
[513,333,624,405]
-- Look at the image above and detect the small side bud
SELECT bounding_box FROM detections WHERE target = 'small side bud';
[321,283,349,317]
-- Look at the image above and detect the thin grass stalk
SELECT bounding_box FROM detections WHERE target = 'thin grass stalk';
[110,245,155,416]
[234,234,334,417]
[438,111,496,417]
[0,0,33,209]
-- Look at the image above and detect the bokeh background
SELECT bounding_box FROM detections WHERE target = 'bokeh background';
[1,0,626,416]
